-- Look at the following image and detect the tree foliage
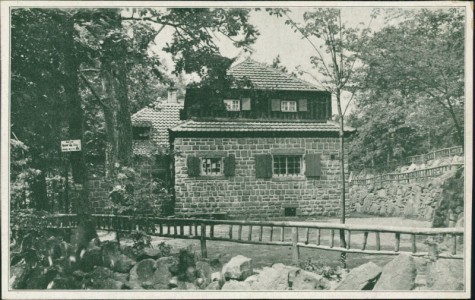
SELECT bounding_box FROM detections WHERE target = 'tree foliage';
[268,8,376,228]
[349,8,465,171]
[11,8,258,214]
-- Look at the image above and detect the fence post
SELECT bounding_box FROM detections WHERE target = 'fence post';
[200,223,207,259]
[291,227,300,265]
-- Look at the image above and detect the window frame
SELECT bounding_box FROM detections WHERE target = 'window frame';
[201,157,224,176]
[132,126,152,140]
[272,155,303,177]
[281,100,297,112]
[223,99,241,111]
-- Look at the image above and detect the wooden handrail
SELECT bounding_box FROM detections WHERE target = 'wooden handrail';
[351,163,463,186]
[19,214,463,263]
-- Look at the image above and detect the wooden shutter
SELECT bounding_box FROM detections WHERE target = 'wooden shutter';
[298,99,308,111]
[305,154,321,177]
[242,98,251,111]
[255,154,273,178]
[224,155,236,177]
[187,156,201,177]
[271,99,281,111]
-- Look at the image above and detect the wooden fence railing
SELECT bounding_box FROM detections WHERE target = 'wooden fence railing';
[351,163,463,187]
[25,214,464,263]
[407,146,463,165]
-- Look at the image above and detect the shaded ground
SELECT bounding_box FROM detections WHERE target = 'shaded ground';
[99,216,432,269]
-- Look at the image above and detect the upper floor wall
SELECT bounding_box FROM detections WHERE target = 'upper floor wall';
[181,88,332,122]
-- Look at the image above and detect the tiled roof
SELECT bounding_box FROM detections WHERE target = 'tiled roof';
[131,101,184,147]
[171,120,355,133]
[227,58,321,91]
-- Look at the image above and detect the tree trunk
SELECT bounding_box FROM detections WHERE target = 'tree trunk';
[101,39,133,177]
[336,90,346,225]
[62,17,97,251]
[30,156,49,211]
[336,89,347,268]
[446,97,464,146]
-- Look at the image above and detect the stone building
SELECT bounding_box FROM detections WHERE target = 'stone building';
[169,58,354,218]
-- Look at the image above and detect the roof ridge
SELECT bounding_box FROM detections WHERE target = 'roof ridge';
[252,60,319,90]
[228,58,320,90]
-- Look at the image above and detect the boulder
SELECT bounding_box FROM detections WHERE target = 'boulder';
[403,200,417,218]
[87,267,124,290]
[79,246,103,272]
[211,271,222,282]
[110,254,136,273]
[206,281,221,290]
[291,270,330,290]
[222,255,253,281]
[373,254,417,290]
[196,261,213,286]
[369,203,381,215]
[90,278,124,289]
[426,259,464,290]
[335,262,382,290]
[247,263,300,290]
[152,256,176,289]
[113,272,129,284]
[137,247,162,261]
[168,276,179,288]
[221,280,252,290]
[128,259,157,289]
[185,282,199,290]
[376,188,387,198]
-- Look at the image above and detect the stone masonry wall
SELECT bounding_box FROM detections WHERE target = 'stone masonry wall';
[174,137,349,219]
[349,168,460,222]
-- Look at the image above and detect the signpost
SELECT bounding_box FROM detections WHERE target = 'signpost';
[61,140,81,213]
[61,139,82,152]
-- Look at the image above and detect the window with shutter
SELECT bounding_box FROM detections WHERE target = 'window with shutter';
[271,99,281,111]
[201,157,223,175]
[273,155,302,176]
[255,154,273,178]
[298,99,308,112]
[281,101,297,112]
[242,98,251,111]
[305,154,322,177]
[224,155,236,177]
[187,156,201,177]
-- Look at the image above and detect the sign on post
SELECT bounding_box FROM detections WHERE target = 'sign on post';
[61,140,81,152]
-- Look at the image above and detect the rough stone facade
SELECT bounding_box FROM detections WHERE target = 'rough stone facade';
[173,137,349,218]
[349,168,462,222]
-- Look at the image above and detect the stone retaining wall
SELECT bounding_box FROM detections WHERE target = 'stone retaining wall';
[349,168,462,222]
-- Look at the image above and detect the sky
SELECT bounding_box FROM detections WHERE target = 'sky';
[147,6,442,116]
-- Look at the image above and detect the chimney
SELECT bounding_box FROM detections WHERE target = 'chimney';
[167,83,178,104]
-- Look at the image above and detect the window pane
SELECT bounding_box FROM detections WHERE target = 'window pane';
[224,99,240,111]
[273,156,286,176]
[273,155,301,176]
[202,158,222,175]
[281,101,297,112]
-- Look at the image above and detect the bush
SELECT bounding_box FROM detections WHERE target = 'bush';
[299,258,342,280]
[432,168,464,228]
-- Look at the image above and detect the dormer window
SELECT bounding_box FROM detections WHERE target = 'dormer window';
[281,101,297,112]
[224,99,240,111]
[133,126,151,140]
